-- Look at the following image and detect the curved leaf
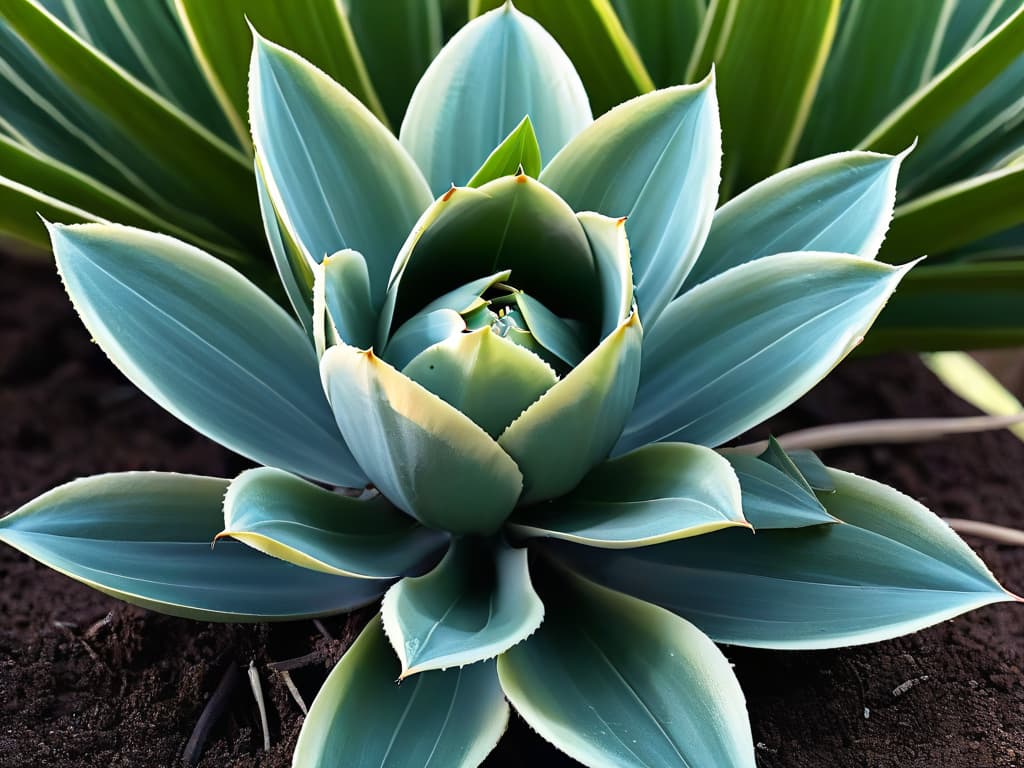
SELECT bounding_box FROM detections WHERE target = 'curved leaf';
[319,248,376,350]
[220,468,446,579]
[556,469,1016,649]
[256,156,315,334]
[468,115,543,187]
[400,3,592,195]
[321,344,523,534]
[383,308,466,370]
[498,565,755,768]
[621,253,912,452]
[403,328,558,439]
[510,442,747,548]
[511,291,589,367]
[578,212,634,338]
[0,473,383,621]
[250,34,432,308]
[471,0,654,116]
[387,176,600,332]
[724,454,836,529]
[50,223,365,488]
[294,615,508,767]
[542,78,720,324]
[382,538,544,676]
[499,310,642,504]
[683,150,906,290]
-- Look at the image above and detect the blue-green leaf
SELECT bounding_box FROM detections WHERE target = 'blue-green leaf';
[382,308,466,370]
[250,34,432,308]
[51,223,365,488]
[400,3,592,196]
[620,253,912,452]
[577,211,634,338]
[382,538,544,676]
[255,156,315,335]
[294,616,508,767]
[683,150,907,290]
[541,78,720,324]
[0,473,383,621]
[724,453,836,529]
[499,311,642,503]
[467,115,543,187]
[510,443,748,548]
[315,248,375,351]
[498,565,755,768]
[321,344,523,534]
[511,291,589,368]
[403,327,558,439]
[220,468,446,579]
[556,469,1017,649]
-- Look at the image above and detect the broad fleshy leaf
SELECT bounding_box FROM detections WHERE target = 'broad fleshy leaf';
[382,538,544,676]
[620,253,912,452]
[542,78,720,324]
[256,156,316,335]
[499,311,642,503]
[386,176,601,333]
[250,34,432,308]
[578,212,634,338]
[318,248,376,350]
[220,468,446,579]
[470,0,654,116]
[0,473,383,621]
[498,565,755,768]
[511,292,589,368]
[294,615,508,768]
[403,328,558,439]
[556,469,1016,649]
[400,3,592,195]
[724,454,836,529]
[382,309,466,370]
[510,443,748,548]
[51,223,365,488]
[321,344,523,534]
[683,150,906,290]
[468,115,543,187]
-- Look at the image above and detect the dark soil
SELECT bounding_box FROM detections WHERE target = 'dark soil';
[1,254,1022,767]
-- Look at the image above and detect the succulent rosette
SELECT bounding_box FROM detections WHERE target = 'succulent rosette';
[1,5,1016,767]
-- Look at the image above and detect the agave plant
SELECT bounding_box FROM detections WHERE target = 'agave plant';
[1,6,1019,767]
